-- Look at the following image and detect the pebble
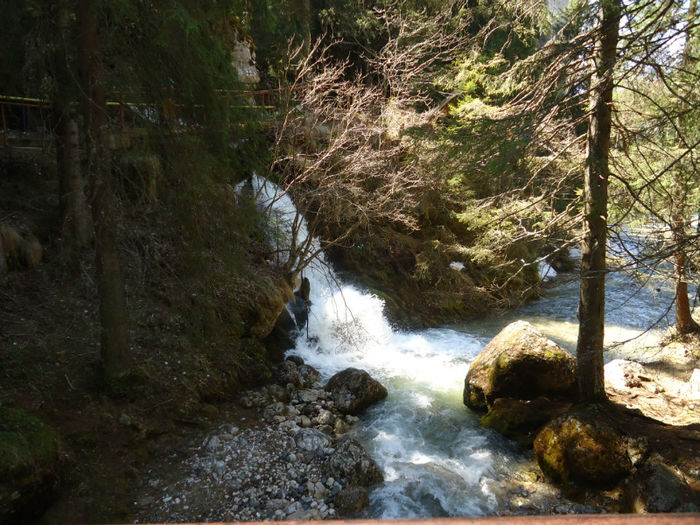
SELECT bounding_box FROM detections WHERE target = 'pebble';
[133,384,368,523]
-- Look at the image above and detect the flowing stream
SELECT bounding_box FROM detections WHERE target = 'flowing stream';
[253,176,684,518]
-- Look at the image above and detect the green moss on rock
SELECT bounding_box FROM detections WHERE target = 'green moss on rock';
[464,321,576,411]
[533,410,631,489]
[480,397,571,446]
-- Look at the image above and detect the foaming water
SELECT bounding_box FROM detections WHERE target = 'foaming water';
[252,176,681,517]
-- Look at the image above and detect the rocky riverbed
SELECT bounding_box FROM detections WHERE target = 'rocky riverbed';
[133,361,386,523]
[131,332,700,523]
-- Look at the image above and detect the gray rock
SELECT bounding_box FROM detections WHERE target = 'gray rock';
[334,485,370,515]
[295,428,332,452]
[624,456,700,512]
[324,438,383,487]
[317,409,335,426]
[287,508,322,521]
[325,368,388,415]
[298,364,321,388]
[299,389,321,403]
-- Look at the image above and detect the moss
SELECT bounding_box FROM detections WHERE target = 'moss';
[0,407,59,479]
[480,397,571,447]
[534,411,632,490]
[0,407,61,523]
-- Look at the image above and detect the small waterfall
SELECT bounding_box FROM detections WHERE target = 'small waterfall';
[250,175,677,517]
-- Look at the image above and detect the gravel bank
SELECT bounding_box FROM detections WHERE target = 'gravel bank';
[133,362,383,523]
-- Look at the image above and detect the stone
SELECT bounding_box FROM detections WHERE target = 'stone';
[299,389,320,404]
[325,368,388,415]
[298,365,321,388]
[480,397,571,446]
[295,428,332,452]
[623,456,699,513]
[334,419,348,436]
[333,485,370,515]
[324,438,383,487]
[534,411,631,488]
[263,402,287,420]
[316,409,335,426]
[273,361,301,387]
[286,355,305,366]
[463,321,576,411]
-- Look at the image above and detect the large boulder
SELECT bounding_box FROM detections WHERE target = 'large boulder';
[623,455,699,513]
[324,438,383,487]
[0,408,61,523]
[533,411,631,488]
[325,368,388,415]
[463,321,576,411]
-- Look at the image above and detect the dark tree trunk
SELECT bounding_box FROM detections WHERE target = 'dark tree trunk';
[0,232,6,275]
[56,116,93,247]
[576,0,621,403]
[55,5,93,248]
[79,0,131,382]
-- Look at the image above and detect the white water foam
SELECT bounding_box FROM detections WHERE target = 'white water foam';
[250,175,679,517]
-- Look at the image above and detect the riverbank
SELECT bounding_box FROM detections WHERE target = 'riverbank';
[129,331,698,522]
[29,329,699,523]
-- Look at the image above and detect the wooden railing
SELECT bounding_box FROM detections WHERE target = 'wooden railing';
[126,515,700,525]
[0,87,291,146]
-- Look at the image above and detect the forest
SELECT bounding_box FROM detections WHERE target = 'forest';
[0,0,698,523]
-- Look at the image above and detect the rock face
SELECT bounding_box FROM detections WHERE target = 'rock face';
[324,438,383,487]
[0,408,61,524]
[623,456,700,513]
[533,411,631,487]
[463,321,576,411]
[325,368,388,415]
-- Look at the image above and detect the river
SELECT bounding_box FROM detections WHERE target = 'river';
[254,175,683,517]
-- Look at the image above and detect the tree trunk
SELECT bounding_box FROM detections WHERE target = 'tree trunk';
[55,5,92,248]
[673,240,698,333]
[79,0,131,382]
[57,116,93,247]
[576,0,620,403]
[671,0,699,334]
[293,0,312,55]
[0,230,7,275]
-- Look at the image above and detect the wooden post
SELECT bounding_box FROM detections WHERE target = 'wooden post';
[119,92,125,131]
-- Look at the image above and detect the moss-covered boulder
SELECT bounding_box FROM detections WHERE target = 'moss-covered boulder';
[533,410,631,488]
[463,321,576,411]
[0,407,61,523]
[480,397,572,446]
